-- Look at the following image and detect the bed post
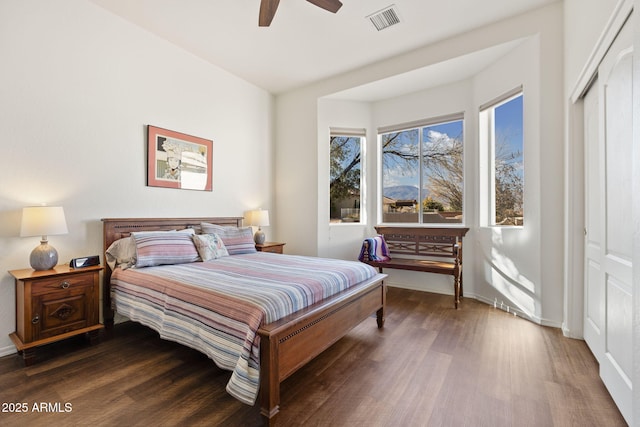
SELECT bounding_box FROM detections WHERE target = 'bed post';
[101,219,116,332]
[103,265,115,331]
[259,333,280,426]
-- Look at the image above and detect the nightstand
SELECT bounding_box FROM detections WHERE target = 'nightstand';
[255,242,286,254]
[8,264,103,366]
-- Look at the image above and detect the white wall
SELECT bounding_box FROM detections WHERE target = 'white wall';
[277,3,565,325]
[564,0,622,90]
[0,0,275,356]
[274,89,318,256]
[473,34,556,325]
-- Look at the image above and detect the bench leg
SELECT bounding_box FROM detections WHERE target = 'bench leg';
[376,284,386,328]
[376,306,385,328]
[454,276,460,309]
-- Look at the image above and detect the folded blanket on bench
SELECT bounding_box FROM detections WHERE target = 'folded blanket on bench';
[358,236,391,262]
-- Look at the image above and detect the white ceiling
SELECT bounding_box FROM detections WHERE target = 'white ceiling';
[90,0,559,96]
[327,38,527,102]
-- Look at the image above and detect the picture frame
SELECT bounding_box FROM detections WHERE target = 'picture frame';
[147,125,213,191]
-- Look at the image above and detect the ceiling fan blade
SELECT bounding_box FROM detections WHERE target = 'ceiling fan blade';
[259,0,280,27]
[306,0,343,14]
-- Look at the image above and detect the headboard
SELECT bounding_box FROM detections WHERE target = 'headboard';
[101,217,243,328]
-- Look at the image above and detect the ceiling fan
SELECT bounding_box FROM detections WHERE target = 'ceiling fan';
[259,0,343,27]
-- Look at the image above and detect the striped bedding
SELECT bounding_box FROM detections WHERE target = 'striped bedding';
[110,251,377,405]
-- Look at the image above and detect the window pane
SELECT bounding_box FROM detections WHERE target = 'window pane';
[380,118,464,225]
[422,121,463,224]
[494,95,524,226]
[330,135,361,223]
[382,129,420,223]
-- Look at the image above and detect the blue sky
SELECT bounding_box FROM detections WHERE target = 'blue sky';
[383,120,463,188]
[423,120,463,142]
[495,95,524,156]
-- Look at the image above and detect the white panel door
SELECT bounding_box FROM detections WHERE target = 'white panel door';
[584,19,633,424]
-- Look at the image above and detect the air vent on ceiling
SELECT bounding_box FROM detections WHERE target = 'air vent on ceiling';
[367,5,400,31]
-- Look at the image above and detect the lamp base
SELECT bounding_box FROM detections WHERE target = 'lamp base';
[30,241,58,271]
[254,229,266,245]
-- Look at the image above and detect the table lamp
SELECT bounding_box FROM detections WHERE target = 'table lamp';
[20,206,68,270]
[249,209,269,245]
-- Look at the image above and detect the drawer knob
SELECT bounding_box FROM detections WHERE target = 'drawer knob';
[31,315,40,324]
[60,281,70,289]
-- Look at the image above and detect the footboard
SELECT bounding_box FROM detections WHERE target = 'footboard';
[258,273,386,425]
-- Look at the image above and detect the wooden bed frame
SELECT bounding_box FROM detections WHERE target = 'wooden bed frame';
[101,217,386,425]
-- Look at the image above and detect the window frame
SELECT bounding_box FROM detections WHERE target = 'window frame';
[377,112,465,226]
[479,87,524,227]
[329,127,366,225]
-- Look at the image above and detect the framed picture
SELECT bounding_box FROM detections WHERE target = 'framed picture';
[147,125,213,191]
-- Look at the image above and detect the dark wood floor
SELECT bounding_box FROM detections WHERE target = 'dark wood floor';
[0,288,626,426]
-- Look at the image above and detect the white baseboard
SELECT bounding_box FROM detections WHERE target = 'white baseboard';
[561,323,584,340]
[386,282,564,329]
[471,293,563,329]
[0,344,16,358]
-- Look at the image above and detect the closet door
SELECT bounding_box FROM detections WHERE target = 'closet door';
[583,20,633,423]
[583,78,604,362]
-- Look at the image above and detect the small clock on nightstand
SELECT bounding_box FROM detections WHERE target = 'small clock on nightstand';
[8,264,103,366]
[255,242,286,254]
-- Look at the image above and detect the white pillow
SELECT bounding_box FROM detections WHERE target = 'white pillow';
[191,233,229,261]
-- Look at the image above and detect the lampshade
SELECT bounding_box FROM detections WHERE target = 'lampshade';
[20,206,68,237]
[20,206,68,270]
[250,209,270,227]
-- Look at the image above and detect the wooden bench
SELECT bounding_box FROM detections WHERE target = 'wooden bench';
[361,226,469,308]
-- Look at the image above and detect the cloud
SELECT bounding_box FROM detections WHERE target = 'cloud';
[383,164,417,187]
[426,130,457,148]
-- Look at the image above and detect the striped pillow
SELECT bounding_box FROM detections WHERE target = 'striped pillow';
[200,223,257,255]
[132,229,200,267]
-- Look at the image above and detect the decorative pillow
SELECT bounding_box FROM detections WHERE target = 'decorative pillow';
[132,229,200,268]
[191,233,229,261]
[358,236,391,262]
[200,223,257,255]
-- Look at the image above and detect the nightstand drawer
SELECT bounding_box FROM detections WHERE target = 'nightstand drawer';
[30,272,94,295]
